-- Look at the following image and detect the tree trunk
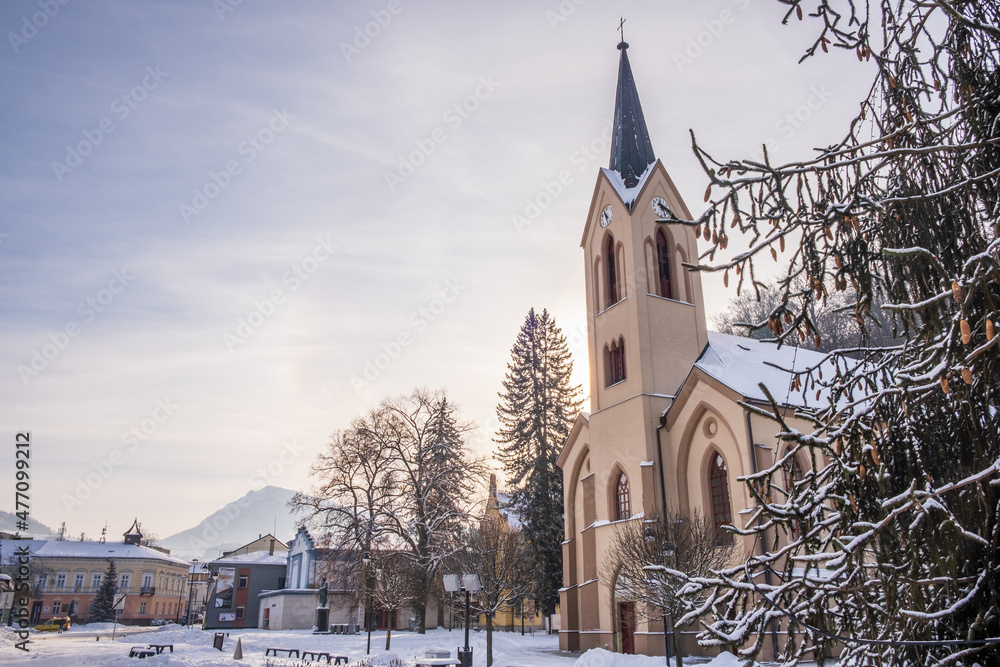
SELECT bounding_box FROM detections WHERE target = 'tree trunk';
[385,625,392,651]
[415,599,426,634]
[486,614,494,667]
[673,623,683,667]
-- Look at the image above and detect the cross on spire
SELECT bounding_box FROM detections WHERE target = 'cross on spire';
[618,16,626,44]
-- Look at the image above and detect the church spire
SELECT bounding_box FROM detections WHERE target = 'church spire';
[610,40,656,188]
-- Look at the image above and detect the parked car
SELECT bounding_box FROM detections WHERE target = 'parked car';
[35,617,71,632]
[150,618,167,626]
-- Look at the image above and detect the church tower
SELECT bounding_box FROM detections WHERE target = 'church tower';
[558,40,708,655]
[559,40,831,660]
[582,40,708,412]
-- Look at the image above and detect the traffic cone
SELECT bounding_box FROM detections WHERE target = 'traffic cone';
[233,637,243,660]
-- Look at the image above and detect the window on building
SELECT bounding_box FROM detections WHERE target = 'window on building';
[55,573,66,588]
[68,600,78,616]
[606,338,626,386]
[36,574,47,589]
[709,453,733,535]
[91,573,103,589]
[236,606,245,620]
[783,453,804,539]
[606,235,618,305]
[238,575,248,589]
[656,229,672,299]
[616,471,631,521]
[140,602,146,615]
[155,602,159,614]
[120,573,131,591]
[52,601,61,614]
[74,574,84,591]
[142,573,153,588]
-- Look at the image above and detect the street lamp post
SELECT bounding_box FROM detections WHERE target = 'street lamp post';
[362,553,372,655]
[183,560,199,627]
[444,573,480,667]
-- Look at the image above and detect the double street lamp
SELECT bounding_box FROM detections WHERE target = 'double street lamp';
[443,573,480,667]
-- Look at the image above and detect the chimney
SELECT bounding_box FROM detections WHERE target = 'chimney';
[269,539,275,556]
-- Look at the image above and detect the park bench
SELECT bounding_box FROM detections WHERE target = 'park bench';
[265,647,300,658]
[148,643,174,653]
[128,646,155,658]
[300,651,349,664]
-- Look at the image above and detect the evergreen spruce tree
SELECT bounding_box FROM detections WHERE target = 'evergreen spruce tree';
[88,559,118,623]
[495,308,582,616]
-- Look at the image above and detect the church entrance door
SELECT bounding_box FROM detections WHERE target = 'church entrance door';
[618,601,636,654]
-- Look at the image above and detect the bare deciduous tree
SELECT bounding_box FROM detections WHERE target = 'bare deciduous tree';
[463,516,532,667]
[605,511,741,667]
[293,388,486,632]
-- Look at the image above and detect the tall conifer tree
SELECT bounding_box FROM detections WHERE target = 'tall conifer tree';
[495,308,582,616]
[88,559,118,623]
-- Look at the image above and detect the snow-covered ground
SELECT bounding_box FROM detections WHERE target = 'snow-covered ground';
[0,623,745,667]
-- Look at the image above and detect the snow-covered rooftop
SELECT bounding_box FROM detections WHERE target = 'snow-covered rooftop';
[601,162,654,210]
[210,550,287,566]
[0,539,48,557]
[694,332,836,409]
[32,540,189,566]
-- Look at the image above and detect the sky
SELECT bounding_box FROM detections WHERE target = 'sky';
[0,0,876,540]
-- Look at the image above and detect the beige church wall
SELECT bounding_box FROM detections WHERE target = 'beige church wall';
[642,296,707,397]
[664,374,831,559]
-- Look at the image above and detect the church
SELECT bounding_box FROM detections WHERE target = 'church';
[556,40,830,658]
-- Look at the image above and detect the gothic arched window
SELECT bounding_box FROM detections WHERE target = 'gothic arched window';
[656,228,672,299]
[616,471,631,521]
[606,235,618,305]
[606,338,626,386]
[783,453,803,493]
[709,453,733,533]
[783,452,804,539]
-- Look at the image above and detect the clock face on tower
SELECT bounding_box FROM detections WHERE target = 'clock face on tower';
[600,205,614,228]
[651,196,672,219]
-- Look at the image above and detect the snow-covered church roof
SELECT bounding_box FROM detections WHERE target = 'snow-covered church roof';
[691,332,837,410]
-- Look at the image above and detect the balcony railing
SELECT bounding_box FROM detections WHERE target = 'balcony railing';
[140,586,156,596]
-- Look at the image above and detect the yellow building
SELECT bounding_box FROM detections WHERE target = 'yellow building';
[18,519,190,626]
[557,41,829,659]
[473,474,550,632]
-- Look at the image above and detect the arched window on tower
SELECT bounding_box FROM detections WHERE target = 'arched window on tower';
[656,228,672,299]
[615,471,631,521]
[783,452,804,539]
[605,337,626,386]
[709,453,733,535]
[606,235,618,305]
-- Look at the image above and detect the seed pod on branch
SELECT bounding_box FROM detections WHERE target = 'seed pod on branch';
[987,319,995,341]
[941,375,951,394]
[952,281,962,303]
[869,440,881,466]
[961,319,971,344]
[962,367,973,385]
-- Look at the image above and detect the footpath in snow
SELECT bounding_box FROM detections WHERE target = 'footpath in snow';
[0,623,744,667]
